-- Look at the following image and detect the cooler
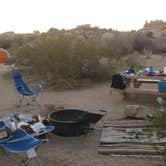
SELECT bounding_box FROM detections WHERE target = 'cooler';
[158,80,166,92]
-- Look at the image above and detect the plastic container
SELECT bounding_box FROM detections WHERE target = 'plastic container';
[158,80,166,92]
[48,109,103,137]
[148,66,154,74]
[0,48,8,64]
[163,66,166,74]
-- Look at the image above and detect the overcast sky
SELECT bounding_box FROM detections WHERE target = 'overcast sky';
[0,0,165,33]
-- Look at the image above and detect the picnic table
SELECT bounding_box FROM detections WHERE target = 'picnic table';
[123,75,166,100]
[124,75,162,88]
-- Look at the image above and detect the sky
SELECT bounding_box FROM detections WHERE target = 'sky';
[0,0,165,33]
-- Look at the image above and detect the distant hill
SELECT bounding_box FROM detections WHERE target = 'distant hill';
[143,20,166,30]
[139,20,166,37]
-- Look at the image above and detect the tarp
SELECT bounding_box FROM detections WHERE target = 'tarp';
[0,48,8,64]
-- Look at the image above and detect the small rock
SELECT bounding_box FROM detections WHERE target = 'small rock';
[125,105,146,119]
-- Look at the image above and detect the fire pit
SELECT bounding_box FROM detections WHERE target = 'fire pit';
[48,109,103,137]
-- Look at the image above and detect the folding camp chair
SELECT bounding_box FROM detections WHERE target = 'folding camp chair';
[12,70,44,109]
[0,128,44,166]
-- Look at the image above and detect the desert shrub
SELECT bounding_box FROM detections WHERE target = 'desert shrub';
[0,37,12,49]
[133,33,153,53]
[0,27,142,87]
[102,32,135,58]
[148,111,166,164]
[152,36,166,53]
[125,52,144,67]
[148,98,166,163]
[14,33,114,84]
[151,111,166,138]
[0,33,22,49]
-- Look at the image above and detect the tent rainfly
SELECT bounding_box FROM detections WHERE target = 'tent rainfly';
[0,48,8,64]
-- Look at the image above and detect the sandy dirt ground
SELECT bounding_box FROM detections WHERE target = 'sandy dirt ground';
[0,64,163,166]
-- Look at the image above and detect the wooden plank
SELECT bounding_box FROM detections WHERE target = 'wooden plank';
[125,75,165,80]
[100,126,146,144]
[125,88,166,96]
[137,79,159,83]
[98,147,162,155]
[100,127,127,144]
[104,120,148,128]
[133,79,159,88]
[99,144,164,149]
[100,126,166,145]
[99,120,166,156]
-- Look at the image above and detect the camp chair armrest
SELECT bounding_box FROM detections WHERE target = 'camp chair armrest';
[28,83,44,92]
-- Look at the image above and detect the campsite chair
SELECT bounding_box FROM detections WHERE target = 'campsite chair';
[0,128,45,166]
[12,70,44,109]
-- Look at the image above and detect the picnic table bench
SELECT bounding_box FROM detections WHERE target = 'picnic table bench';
[124,88,166,100]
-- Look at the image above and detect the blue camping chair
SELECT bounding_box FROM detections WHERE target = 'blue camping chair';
[0,128,44,166]
[12,70,44,108]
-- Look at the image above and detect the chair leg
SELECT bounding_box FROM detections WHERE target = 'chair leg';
[17,95,35,108]
[1,150,27,166]
[1,150,44,166]
[16,95,42,114]
[16,95,24,107]
[30,96,42,110]
[22,156,43,166]
[35,157,43,166]
[21,157,32,166]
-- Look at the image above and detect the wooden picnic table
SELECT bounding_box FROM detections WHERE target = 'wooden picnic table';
[123,76,165,99]
[124,75,163,88]
[111,75,166,101]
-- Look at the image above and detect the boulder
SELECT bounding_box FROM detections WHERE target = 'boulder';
[125,105,146,119]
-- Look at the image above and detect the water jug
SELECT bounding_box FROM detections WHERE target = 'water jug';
[148,66,154,74]
[163,66,166,74]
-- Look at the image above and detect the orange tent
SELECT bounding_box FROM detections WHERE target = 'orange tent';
[0,48,8,64]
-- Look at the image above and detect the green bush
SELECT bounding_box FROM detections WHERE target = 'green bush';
[148,98,166,162]
[14,33,114,85]
[1,27,150,87]
[133,33,153,53]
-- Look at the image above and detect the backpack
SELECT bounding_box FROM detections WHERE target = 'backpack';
[111,74,126,89]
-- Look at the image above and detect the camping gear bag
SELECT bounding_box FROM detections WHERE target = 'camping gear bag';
[111,74,126,90]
